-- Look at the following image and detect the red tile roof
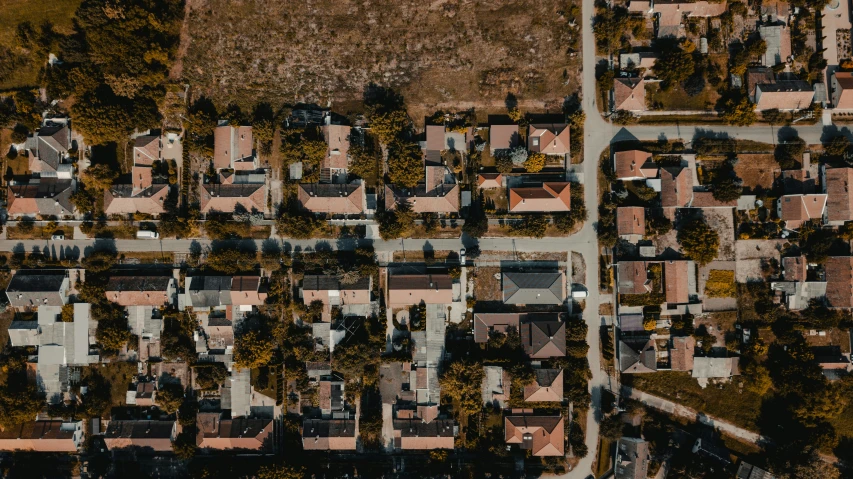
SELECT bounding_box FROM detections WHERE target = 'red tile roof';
[660,167,693,207]
[528,124,570,156]
[825,168,853,223]
[504,416,565,456]
[664,260,689,304]
[509,183,571,213]
[614,150,656,179]
[617,207,645,237]
[614,78,645,111]
[825,256,853,308]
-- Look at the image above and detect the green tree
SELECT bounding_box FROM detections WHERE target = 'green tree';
[599,414,624,441]
[0,381,43,429]
[742,363,772,396]
[387,141,423,189]
[172,431,198,459]
[496,155,514,174]
[523,152,546,173]
[83,163,119,191]
[509,216,548,238]
[277,213,323,240]
[712,176,742,202]
[677,218,719,266]
[645,215,672,237]
[439,361,485,418]
[205,248,256,274]
[368,109,410,144]
[194,363,228,390]
[82,250,117,273]
[349,146,378,180]
[257,464,306,479]
[234,330,275,369]
[825,136,850,157]
[654,48,695,88]
[721,96,757,126]
[157,383,184,414]
[96,317,131,352]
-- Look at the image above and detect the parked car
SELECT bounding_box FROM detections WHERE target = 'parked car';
[136,230,160,239]
[51,233,64,240]
[459,248,466,266]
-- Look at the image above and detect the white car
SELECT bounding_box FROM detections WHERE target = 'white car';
[459,248,466,266]
[51,233,64,240]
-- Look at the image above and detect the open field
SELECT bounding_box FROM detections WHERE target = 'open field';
[733,154,780,194]
[0,0,82,89]
[180,0,581,112]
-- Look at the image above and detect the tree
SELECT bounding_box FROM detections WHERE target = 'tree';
[257,464,306,479]
[712,176,743,202]
[277,213,323,240]
[825,136,850,157]
[0,381,43,429]
[82,250,117,273]
[655,47,695,88]
[387,141,423,189]
[599,415,624,441]
[496,155,514,174]
[157,383,184,414]
[349,146,378,179]
[368,109,410,144]
[743,363,772,396]
[172,431,197,459]
[721,96,757,126]
[234,330,275,369]
[646,215,672,237]
[194,363,228,390]
[677,218,719,266]
[439,361,485,418]
[83,163,118,191]
[205,248,256,274]
[378,203,416,240]
[509,216,548,238]
[776,137,807,170]
[96,314,131,352]
[524,152,546,173]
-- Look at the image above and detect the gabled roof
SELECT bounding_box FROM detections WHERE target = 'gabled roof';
[504,416,565,456]
[617,261,652,295]
[620,340,657,373]
[104,420,174,451]
[779,194,827,228]
[528,124,570,155]
[834,72,853,109]
[29,124,70,171]
[303,275,371,292]
[825,168,853,223]
[196,413,273,450]
[692,357,740,378]
[670,336,696,371]
[783,256,808,282]
[200,182,265,213]
[490,125,520,150]
[302,419,357,450]
[521,320,566,358]
[104,184,168,215]
[616,437,650,479]
[133,135,160,166]
[825,256,853,309]
[187,276,232,308]
[388,274,453,305]
[614,150,656,179]
[523,369,564,402]
[384,184,460,214]
[660,167,693,207]
[477,173,503,189]
[755,82,814,110]
[393,418,456,450]
[7,179,74,217]
[322,124,351,170]
[298,183,364,214]
[508,183,571,213]
[502,271,566,305]
[664,260,690,304]
[105,276,172,306]
[0,421,81,452]
[214,125,253,169]
[614,78,645,111]
[617,207,645,237]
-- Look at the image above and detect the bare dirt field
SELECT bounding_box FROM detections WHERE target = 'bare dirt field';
[474,267,502,302]
[180,0,582,112]
[733,154,780,194]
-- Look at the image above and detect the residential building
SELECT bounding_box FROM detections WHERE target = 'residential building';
[771,256,827,310]
[825,256,853,309]
[297,182,365,215]
[660,166,693,207]
[196,413,273,451]
[502,271,566,305]
[619,340,657,373]
[504,415,565,456]
[387,274,453,306]
[824,167,853,225]
[6,270,69,309]
[25,119,73,177]
[755,81,814,111]
[614,77,645,111]
[301,275,371,308]
[777,194,827,229]
[200,181,266,215]
[7,179,75,218]
[527,124,570,157]
[617,261,653,295]
[523,369,563,402]
[230,276,268,307]
[692,357,740,379]
[521,319,566,358]
[302,418,357,450]
[103,420,176,451]
[214,123,255,170]
[477,173,503,189]
[489,125,519,154]
[628,0,726,37]
[615,437,651,479]
[105,275,176,307]
[425,124,472,153]
[321,124,351,178]
[385,165,459,214]
[104,134,169,216]
[759,24,791,66]
[472,312,565,343]
[670,336,696,372]
[393,418,456,450]
[736,462,777,479]
[620,53,658,77]
[508,182,571,213]
[614,150,656,180]
[0,421,83,452]
[664,260,692,305]
[746,67,776,102]
[617,207,645,242]
[832,71,853,109]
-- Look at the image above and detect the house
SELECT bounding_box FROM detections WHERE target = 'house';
[615,437,651,479]
[664,260,692,304]
[521,319,566,358]
[297,182,365,215]
[490,125,519,154]
[619,340,657,373]
[0,421,83,452]
[777,194,827,229]
[614,77,646,112]
[196,413,273,451]
[755,81,814,111]
[477,173,503,189]
[746,67,777,103]
[103,420,176,451]
[824,167,853,225]
[7,179,75,218]
[302,418,357,450]
[660,166,693,207]
[670,336,696,371]
[692,357,740,379]
[186,276,233,310]
[614,150,657,180]
[617,207,645,242]
[214,123,255,170]
[301,275,371,307]
[736,462,777,479]
[321,124,351,175]
[425,124,472,154]
[759,24,791,66]
[319,378,345,416]
[105,276,176,307]
[527,124,570,157]
[230,276,267,306]
[832,71,853,109]
[393,418,456,450]
[620,53,658,77]
[502,271,566,305]
[508,182,571,213]
[482,366,511,408]
[25,119,73,177]
[825,256,853,309]
[504,415,565,456]
[387,274,453,306]
[771,256,827,310]
[385,165,459,214]
[523,369,563,402]
[617,261,653,295]
[630,1,726,37]
[6,271,69,309]
[126,382,156,407]
[200,182,266,215]
[103,135,169,216]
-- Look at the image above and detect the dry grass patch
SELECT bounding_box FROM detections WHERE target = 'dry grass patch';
[704,270,736,298]
[733,154,780,193]
[473,267,501,301]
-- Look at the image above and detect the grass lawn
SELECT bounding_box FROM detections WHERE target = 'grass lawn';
[646,83,719,111]
[0,0,82,89]
[622,371,764,431]
[7,225,53,240]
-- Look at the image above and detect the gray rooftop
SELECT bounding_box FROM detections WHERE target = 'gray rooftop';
[502,271,565,305]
